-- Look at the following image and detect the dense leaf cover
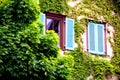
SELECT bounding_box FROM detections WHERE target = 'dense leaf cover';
[0,0,74,80]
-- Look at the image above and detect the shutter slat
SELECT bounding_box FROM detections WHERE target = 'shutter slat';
[65,18,74,50]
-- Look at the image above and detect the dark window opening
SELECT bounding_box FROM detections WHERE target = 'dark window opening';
[45,12,66,50]
[46,19,60,35]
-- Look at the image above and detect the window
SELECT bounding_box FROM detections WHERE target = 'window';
[40,12,74,50]
[87,22,106,55]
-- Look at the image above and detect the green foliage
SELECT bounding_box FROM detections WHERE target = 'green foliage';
[27,54,74,80]
[91,58,114,80]
[71,48,114,80]
[38,30,60,58]
[0,0,74,80]
[39,0,70,14]
[1,0,119,79]
[0,0,40,26]
[0,0,3,4]
[71,48,92,80]
[111,53,120,77]
[55,55,74,80]
[74,19,86,43]
[113,0,120,12]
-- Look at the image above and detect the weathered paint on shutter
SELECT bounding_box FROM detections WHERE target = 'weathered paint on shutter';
[97,24,105,55]
[65,18,74,50]
[40,13,45,34]
[88,22,96,53]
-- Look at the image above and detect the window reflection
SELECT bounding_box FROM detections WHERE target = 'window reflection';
[46,18,60,35]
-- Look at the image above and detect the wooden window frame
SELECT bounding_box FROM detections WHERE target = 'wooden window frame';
[45,12,66,50]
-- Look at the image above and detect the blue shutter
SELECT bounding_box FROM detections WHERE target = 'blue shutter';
[88,22,105,55]
[40,13,45,34]
[88,22,96,54]
[65,18,74,50]
[97,24,105,55]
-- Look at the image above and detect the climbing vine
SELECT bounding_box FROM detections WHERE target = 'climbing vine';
[40,0,120,80]
[39,0,69,14]
[68,0,120,79]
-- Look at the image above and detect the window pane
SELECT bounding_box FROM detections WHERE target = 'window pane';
[46,19,60,35]
[46,19,53,30]
[54,20,60,35]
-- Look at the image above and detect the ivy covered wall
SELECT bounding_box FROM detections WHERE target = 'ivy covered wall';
[39,0,120,80]
[40,0,120,80]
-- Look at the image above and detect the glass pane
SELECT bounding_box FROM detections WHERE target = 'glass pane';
[46,19,53,30]
[54,20,60,46]
[54,20,60,35]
